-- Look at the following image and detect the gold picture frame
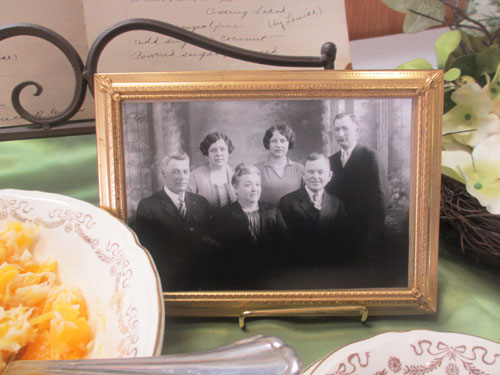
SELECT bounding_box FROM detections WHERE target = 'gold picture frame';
[95,70,443,319]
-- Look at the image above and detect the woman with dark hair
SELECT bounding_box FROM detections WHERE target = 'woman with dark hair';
[256,124,304,205]
[188,131,237,208]
[211,163,287,289]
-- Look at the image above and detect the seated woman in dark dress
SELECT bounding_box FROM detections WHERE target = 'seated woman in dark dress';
[211,163,287,290]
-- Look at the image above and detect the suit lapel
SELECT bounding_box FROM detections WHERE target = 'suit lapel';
[343,145,360,169]
[159,190,182,220]
[319,192,336,224]
[297,188,319,220]
[331,151,342,170]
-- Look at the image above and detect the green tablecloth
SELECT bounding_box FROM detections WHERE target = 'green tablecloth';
[1,135,499,367]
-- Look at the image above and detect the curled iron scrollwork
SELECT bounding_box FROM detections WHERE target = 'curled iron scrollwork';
[0,23,87,126]
[1,19,336,133]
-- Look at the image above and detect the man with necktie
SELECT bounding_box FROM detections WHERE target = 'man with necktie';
[134,152,211,291]
[326,113,389,257]
[278,152,347,266]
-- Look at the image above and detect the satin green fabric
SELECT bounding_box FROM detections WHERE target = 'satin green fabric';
[0,135,99,205]
[1,135,499,367]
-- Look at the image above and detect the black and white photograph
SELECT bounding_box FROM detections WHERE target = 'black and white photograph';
[122,98,412,292]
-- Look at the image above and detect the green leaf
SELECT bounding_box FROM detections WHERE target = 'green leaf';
[381,0,410,13]
[476,44,500,74]
[403,0,445,33]
[397,58,434,70]
[444,68,462,81]
[435,30,462,68]
[459,32,491,56]
[382,0,446,33]
[451,55,480,81]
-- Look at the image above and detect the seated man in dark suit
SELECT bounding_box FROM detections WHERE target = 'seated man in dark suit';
[134,152,212,292]
[326,113,389,257]
[278,152,347,266]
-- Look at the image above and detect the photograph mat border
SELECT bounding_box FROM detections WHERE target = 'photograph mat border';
[94,69,443,317]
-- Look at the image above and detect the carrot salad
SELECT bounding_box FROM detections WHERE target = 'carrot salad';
[0,222,92,371]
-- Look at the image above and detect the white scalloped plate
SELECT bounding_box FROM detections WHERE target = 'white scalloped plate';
[303,330,500,375]
[0,189,165,358]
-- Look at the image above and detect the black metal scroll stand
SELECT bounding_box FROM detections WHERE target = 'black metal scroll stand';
[0,19,336,141]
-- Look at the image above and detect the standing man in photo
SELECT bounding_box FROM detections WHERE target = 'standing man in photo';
[326,113,389,255]
[134,152,212,291]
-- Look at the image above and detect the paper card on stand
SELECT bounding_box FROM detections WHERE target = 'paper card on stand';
[82,0,351,72]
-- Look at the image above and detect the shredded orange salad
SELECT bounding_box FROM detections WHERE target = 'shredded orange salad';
[0,222,92,371]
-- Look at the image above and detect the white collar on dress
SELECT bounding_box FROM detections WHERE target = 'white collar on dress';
[263,157,293,167]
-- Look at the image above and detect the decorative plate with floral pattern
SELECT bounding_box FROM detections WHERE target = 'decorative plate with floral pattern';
[0,189,165,358]
[303,330,500,375]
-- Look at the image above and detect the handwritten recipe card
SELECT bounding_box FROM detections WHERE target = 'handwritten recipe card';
[0,0,351,127]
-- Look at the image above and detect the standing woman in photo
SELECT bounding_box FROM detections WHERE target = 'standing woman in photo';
[188,131,237,209]
[256,124,304,205]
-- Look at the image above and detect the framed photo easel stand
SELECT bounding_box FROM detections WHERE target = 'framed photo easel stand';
[95,70,442,323]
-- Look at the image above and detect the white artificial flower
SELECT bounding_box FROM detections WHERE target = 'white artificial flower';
[443,82,500,147]
[442,134,500,214]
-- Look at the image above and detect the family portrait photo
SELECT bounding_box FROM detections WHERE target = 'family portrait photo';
[121,97,412,292]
